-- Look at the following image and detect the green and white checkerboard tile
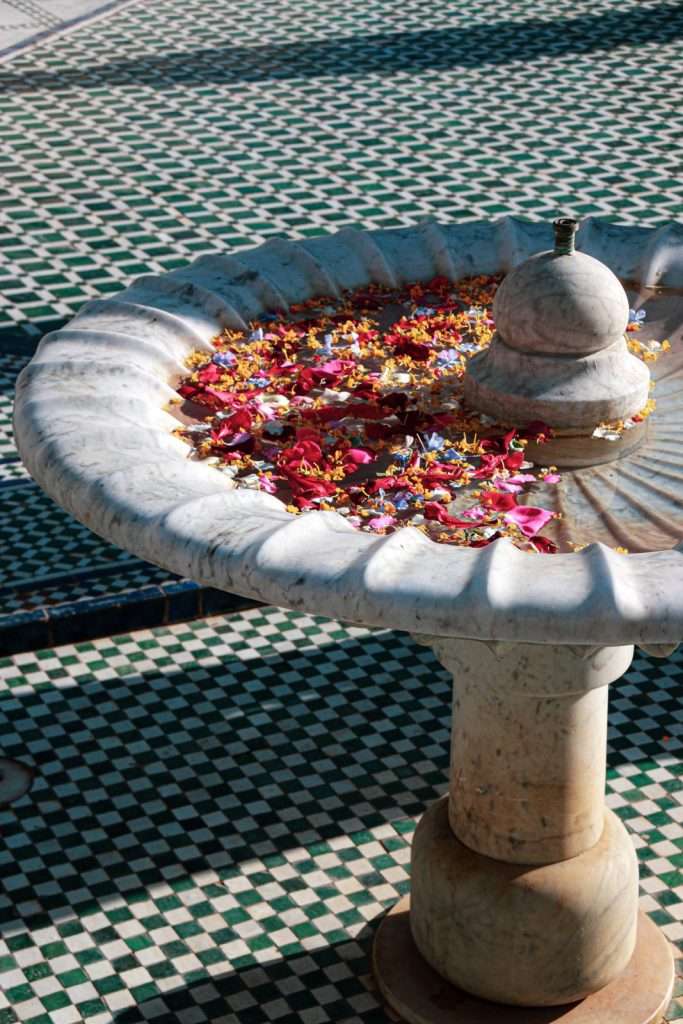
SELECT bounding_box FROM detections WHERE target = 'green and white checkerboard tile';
[0,0,681,343]
[0,0,682,1010]
[0,354,27,461]
[0,607,680,1023]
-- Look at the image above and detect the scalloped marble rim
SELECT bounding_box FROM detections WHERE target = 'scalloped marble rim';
[13,217,683,646]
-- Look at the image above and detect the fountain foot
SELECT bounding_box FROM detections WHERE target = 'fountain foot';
[400,638,672,1014]
[410,797,638,1006]
[373,896,674,1024]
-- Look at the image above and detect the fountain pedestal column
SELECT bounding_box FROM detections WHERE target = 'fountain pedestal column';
[373,639,675,1023]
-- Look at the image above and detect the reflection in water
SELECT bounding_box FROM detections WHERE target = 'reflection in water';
[542,284,683,553]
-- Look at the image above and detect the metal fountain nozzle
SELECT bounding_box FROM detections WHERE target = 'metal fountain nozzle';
[553,217,578,255]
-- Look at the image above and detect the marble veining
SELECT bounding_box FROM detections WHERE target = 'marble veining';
[13,217,683,645]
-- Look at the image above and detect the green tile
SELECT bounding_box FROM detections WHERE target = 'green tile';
[129,982,159,1003]
[76,999,108,1018]
[5,984,33,1004]
[94,975,125,995]
[24,963,53,982]
[75,947,104,966]
[57,968,89,987]
[41,992,71,1011]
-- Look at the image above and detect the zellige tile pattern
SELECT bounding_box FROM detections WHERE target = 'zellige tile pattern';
[0,609,680,1023]
[0,0,681,342]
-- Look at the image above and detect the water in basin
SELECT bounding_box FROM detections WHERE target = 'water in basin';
[169,276,682,556]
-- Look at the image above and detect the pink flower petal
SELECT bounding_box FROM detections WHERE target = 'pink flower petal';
[225,430,252,447]
[497,473,537,493]
[253,400,277,420]
[506,473,537,484]
[368,514,396,530]
[503,505,554,537]
[345,447,375,465]
[318,359,355,374]
[542,472,561,484]
[461,505,487,521]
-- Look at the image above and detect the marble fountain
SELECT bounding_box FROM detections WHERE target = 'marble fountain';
[12,216,683,1022]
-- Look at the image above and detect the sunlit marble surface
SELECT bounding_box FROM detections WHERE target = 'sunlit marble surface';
[13,218,683,646]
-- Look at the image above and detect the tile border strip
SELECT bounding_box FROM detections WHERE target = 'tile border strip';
[0,580,263,654]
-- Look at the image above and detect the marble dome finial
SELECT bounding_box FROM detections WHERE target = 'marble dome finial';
[464,218,651,447]
[492,218,630,358]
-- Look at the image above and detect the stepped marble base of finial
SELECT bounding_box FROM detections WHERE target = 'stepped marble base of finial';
[373,898,674,1024]
[523,417,650,468]
[464,332,651,467]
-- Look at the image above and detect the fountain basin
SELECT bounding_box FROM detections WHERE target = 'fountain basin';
[13,217,683,647]
[12,216,681,1019]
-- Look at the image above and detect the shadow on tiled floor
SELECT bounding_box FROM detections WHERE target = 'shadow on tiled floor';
[112,929,383,1024]
[0,610,681,1023]
[0,622,450,937]
[1,6,683,92]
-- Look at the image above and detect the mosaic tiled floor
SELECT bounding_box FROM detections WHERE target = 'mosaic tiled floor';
[0,0,682,345]
[1,0,682,625]
[0,608,681,1023]
[0,0,132,61]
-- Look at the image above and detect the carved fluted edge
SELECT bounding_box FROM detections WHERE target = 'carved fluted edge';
[13,217,683,645]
